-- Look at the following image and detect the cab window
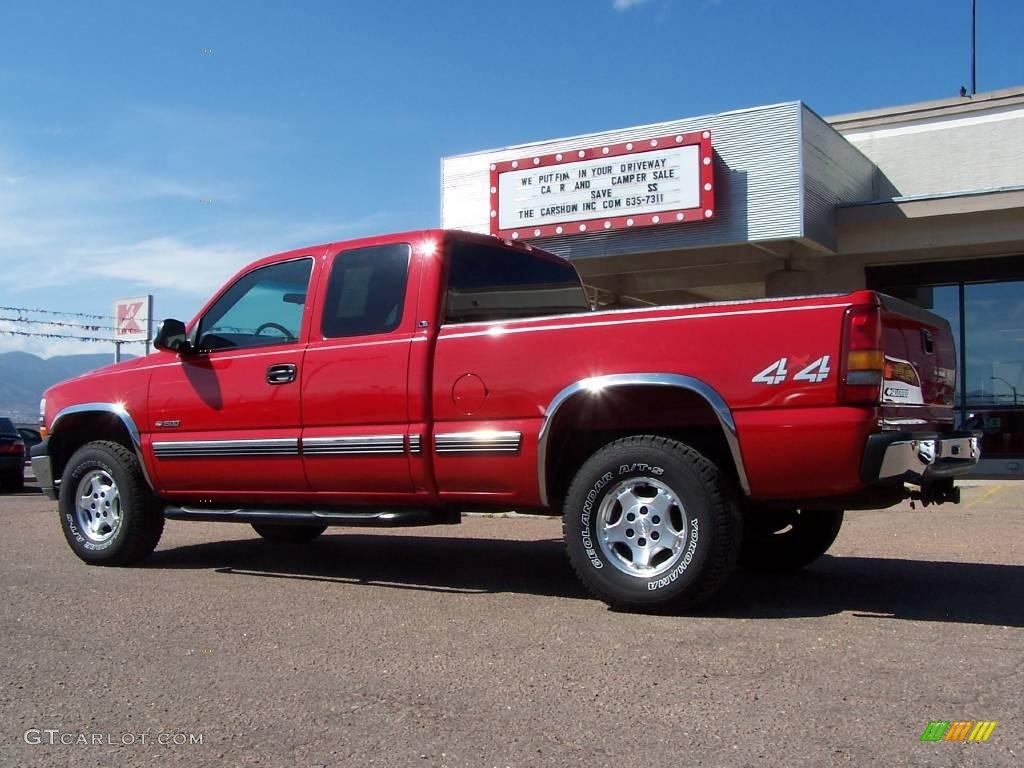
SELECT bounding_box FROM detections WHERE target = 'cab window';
[321,244,410,338]
[196,258,313,352]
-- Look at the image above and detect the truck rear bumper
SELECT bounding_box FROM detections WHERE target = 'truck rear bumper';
[862,431,981,484]
[30,439,58,500]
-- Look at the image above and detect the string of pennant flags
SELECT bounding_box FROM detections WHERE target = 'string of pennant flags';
[0,299,153,356]
[0,328,115,344]
[0,305,121,345]
[0,316,118,333]
[0,305,117,321]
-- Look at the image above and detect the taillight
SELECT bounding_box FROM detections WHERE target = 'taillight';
[840,304,883,404]
[0,442,22,455]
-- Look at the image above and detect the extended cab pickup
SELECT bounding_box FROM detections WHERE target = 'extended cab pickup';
[33,230,980,611]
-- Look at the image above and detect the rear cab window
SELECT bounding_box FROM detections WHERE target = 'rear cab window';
[444,240,590,324]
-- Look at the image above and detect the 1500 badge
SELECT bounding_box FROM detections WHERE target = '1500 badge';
[752,356,831,385]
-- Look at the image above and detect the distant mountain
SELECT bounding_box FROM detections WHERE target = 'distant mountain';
[0,352,134,423]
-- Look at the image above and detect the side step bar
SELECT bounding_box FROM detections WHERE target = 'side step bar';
[163,506,460,527]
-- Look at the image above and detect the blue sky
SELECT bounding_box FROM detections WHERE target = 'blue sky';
[1,0,1022,356]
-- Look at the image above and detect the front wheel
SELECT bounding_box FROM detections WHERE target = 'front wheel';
[739,508,843,571]
[563,435,741,613]
[58,441,164,565]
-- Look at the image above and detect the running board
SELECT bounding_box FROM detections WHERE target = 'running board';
[163,506,459,527]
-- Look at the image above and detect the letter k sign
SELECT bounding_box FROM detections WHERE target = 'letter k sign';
[117,301,143,336]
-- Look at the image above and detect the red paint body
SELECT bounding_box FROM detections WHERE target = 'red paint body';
[41,230,958,509]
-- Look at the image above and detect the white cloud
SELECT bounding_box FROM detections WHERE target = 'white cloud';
[613,0,651,10]
[71,237,257,295]
[0,131,391,357]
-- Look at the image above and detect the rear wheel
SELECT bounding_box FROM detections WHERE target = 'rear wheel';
[563,435,741,613]
[251,523,327,542]
[739,508,843,571]
[58,441,164,565]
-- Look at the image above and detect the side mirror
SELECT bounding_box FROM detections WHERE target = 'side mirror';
[153,319,193,355]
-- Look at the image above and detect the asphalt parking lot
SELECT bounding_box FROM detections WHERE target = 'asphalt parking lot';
[1,476,1021,767]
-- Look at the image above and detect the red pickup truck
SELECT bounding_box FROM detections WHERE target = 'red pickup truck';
[33,229,979,611]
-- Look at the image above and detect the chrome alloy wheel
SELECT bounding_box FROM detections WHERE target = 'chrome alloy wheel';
[596,478,690,577]
[75,469,123,544]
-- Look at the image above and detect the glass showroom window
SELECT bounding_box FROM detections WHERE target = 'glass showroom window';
[868,262,1024,460]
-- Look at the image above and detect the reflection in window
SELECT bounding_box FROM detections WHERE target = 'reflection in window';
[446,241,590,324]
[964,281,1024,408]
[931,285,961,409]
[321,244,410,338]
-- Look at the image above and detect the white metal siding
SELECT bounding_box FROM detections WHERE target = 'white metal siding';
[442,102,807,260]
[839,104,1024,198]
[800,106,877,252]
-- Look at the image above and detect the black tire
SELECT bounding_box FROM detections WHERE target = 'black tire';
[563,435,742,613]
[251,523,327,542]
[58,441,164,565]
[739,508,843,572]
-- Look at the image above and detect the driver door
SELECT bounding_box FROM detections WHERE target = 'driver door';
[147,253,321,499]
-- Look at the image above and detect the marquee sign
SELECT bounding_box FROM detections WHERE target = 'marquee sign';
[489,130,714,240]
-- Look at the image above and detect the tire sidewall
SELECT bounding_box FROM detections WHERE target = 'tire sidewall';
[59,446,134,561]
[566,446,718,605]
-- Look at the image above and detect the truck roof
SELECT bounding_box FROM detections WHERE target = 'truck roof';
[242,229,573,273]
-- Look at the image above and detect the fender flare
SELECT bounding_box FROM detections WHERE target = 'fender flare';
[49,402,155,490]
[536,373,750,506]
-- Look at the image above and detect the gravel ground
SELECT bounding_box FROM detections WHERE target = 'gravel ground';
[1,480,1021,767]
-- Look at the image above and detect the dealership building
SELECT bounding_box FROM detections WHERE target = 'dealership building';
[441,86,1024,478]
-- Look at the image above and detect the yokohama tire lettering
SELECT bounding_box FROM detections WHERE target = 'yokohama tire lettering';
[648,519,699,590]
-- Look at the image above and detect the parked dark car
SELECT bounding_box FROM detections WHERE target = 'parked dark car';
[0,417,26,492]
[16,426,42,461]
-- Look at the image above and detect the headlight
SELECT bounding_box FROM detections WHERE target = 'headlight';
[39,398,46,427]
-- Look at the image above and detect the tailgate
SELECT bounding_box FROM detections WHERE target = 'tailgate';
[878,295,956,408]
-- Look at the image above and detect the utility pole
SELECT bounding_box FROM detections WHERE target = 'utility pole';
[970,0,977,95]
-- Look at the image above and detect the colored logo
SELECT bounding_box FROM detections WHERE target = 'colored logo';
[920,720,997,742]
[116,301,143,336]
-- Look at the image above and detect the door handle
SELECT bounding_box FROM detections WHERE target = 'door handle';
[267,363,297,385]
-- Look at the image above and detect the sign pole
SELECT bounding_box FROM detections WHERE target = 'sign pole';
[113,294,152,361]
[145,295,153,355]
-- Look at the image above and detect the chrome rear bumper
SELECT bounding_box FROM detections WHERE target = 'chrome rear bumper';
[864,431,981,484]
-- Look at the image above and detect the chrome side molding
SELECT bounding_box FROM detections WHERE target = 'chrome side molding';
[153,438,299,458]
[302,435,405,455]
[434,431,522,454]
